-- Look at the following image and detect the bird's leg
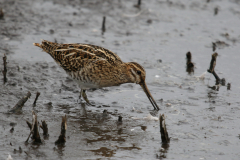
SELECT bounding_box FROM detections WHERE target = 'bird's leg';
[77,90,82,104]
[81,89,92,105]
[79,90,82,99]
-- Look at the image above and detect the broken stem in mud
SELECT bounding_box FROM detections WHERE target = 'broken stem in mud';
[212,70,221,83]
[117,115,123,126]
[40,120,49,136]
[134,0,141,8]
[138,0,141,6]
[207,52,218,74]
[159,114,170,144]
[101,16,106,35]
[33,92,40,105]
[26,120,32,130]
[26,111,42,143]
[212,42,216,52]
[207,53,225,85]
[0,8,4,19]
[186,51,192,62]
[214,7,218,15]
[55,115,67,144]
[2,54,7,83]
[9,91,31,113]
[24,151,32,158]
[118,116,122,122]
[186,52,194,74]
[227,83,231,90]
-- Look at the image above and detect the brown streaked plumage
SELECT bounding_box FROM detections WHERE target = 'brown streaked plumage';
[33,40,159,110]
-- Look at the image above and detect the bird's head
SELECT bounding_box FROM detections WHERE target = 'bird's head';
[127,62,146,84]
[127,62,159,110]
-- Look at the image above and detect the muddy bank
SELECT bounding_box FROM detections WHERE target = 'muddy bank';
[1,0,240,159]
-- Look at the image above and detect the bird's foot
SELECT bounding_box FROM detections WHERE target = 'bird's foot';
[77,98,82,104]
[77,92,82,104]
[150,110,159,117]
[81,89,93,106]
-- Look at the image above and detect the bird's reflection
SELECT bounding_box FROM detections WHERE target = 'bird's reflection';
[186,52,194,75]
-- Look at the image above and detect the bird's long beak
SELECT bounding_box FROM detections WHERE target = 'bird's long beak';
[140,82,159,110]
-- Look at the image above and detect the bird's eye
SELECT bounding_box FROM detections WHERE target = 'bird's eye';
[137,70,141,75]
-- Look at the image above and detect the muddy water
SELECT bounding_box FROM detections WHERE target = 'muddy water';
[1,0,240,159]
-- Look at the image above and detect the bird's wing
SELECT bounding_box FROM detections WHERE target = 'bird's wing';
[60,43,123,65]
[34,40,122,72]
[52,47,107,72]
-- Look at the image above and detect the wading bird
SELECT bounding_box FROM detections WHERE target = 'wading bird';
[34,40,159,110]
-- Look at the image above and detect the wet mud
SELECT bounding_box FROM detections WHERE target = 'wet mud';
[1,0,240,159]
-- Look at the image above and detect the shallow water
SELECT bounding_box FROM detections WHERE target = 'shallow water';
[0,0,240,159]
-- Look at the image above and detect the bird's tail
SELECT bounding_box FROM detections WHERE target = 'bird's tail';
[33,40,59,55]
[33,43,41,47]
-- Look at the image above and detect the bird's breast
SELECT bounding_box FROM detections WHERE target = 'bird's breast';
[66,70,100,89]
[66,66,130,89]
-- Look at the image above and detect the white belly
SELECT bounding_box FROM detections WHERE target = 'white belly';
[54,61,100,89]
[72,78,99,89]
[67,71,100,89]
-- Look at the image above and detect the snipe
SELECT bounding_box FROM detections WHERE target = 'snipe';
[34,40,159,110]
